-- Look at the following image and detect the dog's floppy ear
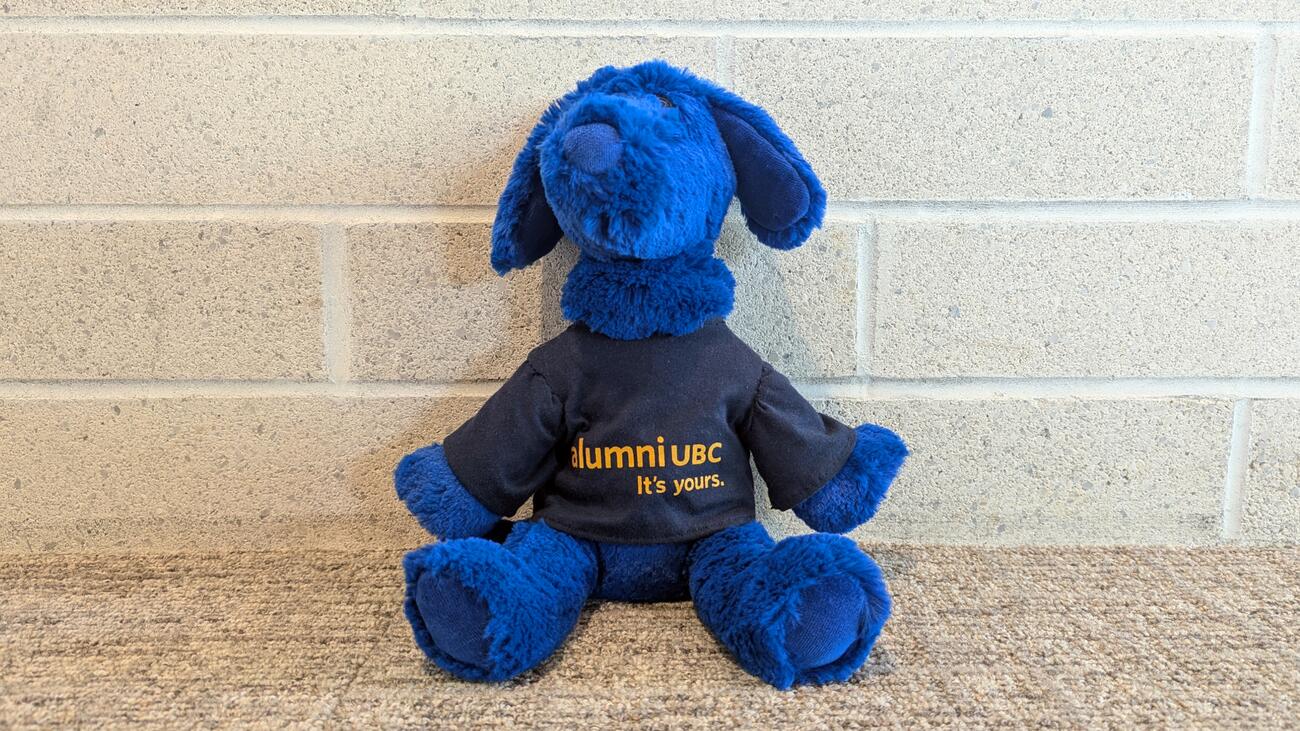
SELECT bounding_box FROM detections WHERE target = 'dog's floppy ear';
[490,121,563,275]
[708,91,826,250]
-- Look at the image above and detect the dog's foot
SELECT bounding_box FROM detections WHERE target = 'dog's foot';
[689,525,891,689]
[783,575,867,670]
[401,522,596,682]
[414,570,492,668]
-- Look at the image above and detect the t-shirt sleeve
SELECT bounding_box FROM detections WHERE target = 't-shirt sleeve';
[441,359,564,517]
[740,363,858,511]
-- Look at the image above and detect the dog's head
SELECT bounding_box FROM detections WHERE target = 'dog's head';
[490,60,826,274]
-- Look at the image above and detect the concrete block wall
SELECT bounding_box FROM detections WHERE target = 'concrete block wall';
[2,4,1298,552]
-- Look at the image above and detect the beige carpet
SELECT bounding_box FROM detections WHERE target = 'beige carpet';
[2,546,1297,729]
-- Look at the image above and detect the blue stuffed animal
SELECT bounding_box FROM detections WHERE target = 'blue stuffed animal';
[396,60,908,690]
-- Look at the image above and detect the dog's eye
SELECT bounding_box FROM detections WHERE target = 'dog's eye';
[655,94,676,109]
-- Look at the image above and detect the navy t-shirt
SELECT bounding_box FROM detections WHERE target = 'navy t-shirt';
[442,319,857,544]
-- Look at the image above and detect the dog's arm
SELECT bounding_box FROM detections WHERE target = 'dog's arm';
[394,443,500,540]
[791,422,909,534]
[394,360,563,540]
[742,364,908,535]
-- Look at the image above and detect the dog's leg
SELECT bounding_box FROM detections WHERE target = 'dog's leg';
[687,521,890,689]
[401,521,597,682]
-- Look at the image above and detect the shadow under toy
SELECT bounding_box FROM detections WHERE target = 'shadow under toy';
[396,60,909,690]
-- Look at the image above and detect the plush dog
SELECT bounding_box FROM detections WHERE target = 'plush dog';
[396,60,908,690]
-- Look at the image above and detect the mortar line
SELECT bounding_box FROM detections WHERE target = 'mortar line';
[0,381,503,400]
[713,35,734,87]
[0,16,1274,37]
[320,224,352,384]
[799,378,1300,400]
[825,199,1300,222]
[7,200,1300,224]
[1221,399,1253,540]
[4,377,1300,401]
[1245,33,1279,197]
[855,222,874,378]
[0,204,496,224]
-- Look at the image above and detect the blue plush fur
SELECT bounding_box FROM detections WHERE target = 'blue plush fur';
[403,521,597,681]
[688,522,891,690]
[561,248,735,340]
[395,60,907,690]
[490,60,825,339]
[794,424,910,534]
[592,540,691,602]
[395,444,499,539]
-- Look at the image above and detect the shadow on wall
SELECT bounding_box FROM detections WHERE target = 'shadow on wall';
[464,128,576,380]
[715,214,819,376]
[356,130,576,530]
[336,397,482,547]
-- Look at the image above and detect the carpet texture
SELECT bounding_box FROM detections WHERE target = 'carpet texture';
[2,545,1297,729]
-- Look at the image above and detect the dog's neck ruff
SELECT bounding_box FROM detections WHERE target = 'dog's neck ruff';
[561,251,735,340]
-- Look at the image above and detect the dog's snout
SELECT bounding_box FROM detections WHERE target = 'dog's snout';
[562,123,622,174]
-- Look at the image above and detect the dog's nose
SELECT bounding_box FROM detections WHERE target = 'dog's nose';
[562,123,622,174]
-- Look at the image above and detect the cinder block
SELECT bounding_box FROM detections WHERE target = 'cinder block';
[0,396,483,552]
[0,34,713,204]
[0,221,323,380]
[7,1,1297,20]
[349,217,857,381]
[721,218,859,379]
[1242,400,1300,543]
[504,0,1300,20]
[731,36,1252,201]
[1265,37,1300,198]
[0,393,1236,550]
[758,397,1233,545]
[872,220,1300,377]
[347,223,570,381]
[2,1,393,12]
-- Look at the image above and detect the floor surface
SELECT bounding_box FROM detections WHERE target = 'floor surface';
[2,545,1297,729]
